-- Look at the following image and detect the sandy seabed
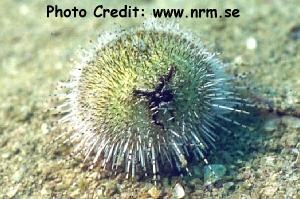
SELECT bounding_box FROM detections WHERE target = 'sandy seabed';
[0,0,299,198]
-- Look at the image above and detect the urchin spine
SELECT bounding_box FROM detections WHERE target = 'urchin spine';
[54,20,249,183]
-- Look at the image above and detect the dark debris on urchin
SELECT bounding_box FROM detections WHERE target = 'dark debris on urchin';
[54,20,250,183]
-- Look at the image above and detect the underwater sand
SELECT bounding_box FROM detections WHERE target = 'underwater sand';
[0,0,299,198]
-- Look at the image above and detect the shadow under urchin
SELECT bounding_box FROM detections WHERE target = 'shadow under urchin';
[54,19,250,184]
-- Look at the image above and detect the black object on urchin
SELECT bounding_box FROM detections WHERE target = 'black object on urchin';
[55,20,249,183]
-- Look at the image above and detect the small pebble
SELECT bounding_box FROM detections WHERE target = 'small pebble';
[282,116,300,129]
[41,123,50,134]
[233,55,243,65]
[223,182,235,190]
[172,183,185,199]
[263,118,280,132]
[1,152,11,159]
[263,186,278,197]
[246,37,257,50]
[148,186,161,199]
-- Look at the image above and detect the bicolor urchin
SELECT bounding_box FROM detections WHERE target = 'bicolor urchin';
[55,20,249,183]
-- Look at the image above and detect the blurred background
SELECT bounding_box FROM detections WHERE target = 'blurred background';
[0,0,299,198]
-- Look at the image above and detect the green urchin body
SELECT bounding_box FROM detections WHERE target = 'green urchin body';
[58,21,248,181]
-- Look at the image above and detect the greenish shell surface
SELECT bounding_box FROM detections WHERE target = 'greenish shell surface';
[61,23,246,180]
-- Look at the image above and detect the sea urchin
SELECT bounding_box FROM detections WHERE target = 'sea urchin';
[56,20,248,182]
